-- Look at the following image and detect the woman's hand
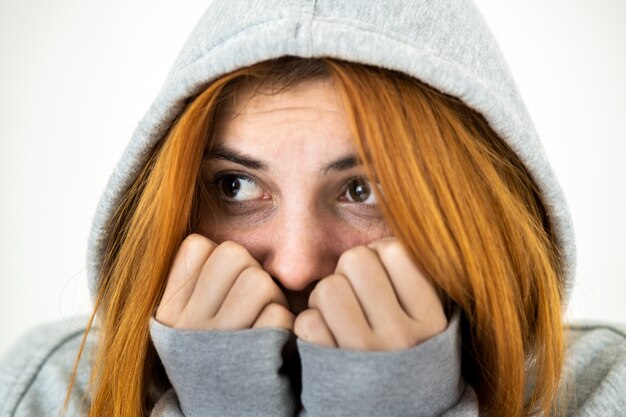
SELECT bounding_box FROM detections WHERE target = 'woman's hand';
[155,233,294,331]
[294,237,447,351]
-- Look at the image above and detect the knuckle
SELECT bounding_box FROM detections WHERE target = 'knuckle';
[261,302,288,318]
[309,275,352,310]
[215,240,249,260]
[379,239,407,261]
[181,233,216,255]
[294,309,323,336]
[260,303,293,325]
[329,274,350,291]
[240,267,273,294]
[337,245,374,271]
[311,274,344,303]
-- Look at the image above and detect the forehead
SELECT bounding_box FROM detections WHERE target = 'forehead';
[225,78,340,112]
[212,79,356,159]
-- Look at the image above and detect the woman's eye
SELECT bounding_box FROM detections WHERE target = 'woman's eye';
[215,174,264,202]
[343,178,378,205]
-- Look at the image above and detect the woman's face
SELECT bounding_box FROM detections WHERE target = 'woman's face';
[198,78,392,314]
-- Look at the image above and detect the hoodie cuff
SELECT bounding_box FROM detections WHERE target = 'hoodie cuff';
[296,308,469,417]
[149,318,297,417]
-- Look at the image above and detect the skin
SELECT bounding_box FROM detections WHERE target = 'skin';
[155,78,447,351]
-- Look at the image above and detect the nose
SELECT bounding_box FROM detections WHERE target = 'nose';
[260,209,339,292]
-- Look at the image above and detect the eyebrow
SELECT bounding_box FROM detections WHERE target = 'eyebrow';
[205,144,360,174]
[321,155,359,175]
[205,145,267,171]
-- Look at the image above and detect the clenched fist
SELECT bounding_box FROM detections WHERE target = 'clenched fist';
[294,238,448,351]
[156,234,447,353]
[155,233,294,331]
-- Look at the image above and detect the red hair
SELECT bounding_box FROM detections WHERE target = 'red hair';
[64,56,566,416]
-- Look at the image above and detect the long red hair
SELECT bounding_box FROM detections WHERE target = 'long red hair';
[64,56,566,416]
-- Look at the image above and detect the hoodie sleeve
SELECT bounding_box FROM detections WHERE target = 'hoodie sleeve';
[559,323,626,416]
[296,308,479,417]
[149,318,297,417]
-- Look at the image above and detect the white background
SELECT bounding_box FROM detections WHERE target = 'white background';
[1,0,625,357]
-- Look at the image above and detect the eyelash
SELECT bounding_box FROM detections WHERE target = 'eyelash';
[208,173,267,209]
[208,172,378,207]
[337,175,378,206]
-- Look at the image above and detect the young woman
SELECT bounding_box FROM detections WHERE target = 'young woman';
[2,1,625,417]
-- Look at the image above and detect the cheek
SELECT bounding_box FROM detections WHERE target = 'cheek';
[336,217,390,243]
[196,215,260,246]
[332,207,393,247]
[198,214,392,251]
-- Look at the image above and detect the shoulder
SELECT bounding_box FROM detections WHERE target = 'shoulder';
[0,316,96,417]
[561,320,626,416]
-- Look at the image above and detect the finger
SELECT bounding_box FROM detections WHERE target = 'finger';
[253,303,295,330]
[294,308,337,347]
[212,267,289,330]
[368,239,445,324]
[309,274,371,349]
[183,240,260,322]
[156,233,217,326]
[334,245,405,332]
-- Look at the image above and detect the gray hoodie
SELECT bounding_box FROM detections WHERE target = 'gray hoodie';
[2,1,626,416]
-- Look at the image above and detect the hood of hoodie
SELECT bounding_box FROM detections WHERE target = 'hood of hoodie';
[86,0,576,306]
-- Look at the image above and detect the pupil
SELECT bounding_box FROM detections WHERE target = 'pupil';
[221,176,240,198]
[350,180,370,202]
